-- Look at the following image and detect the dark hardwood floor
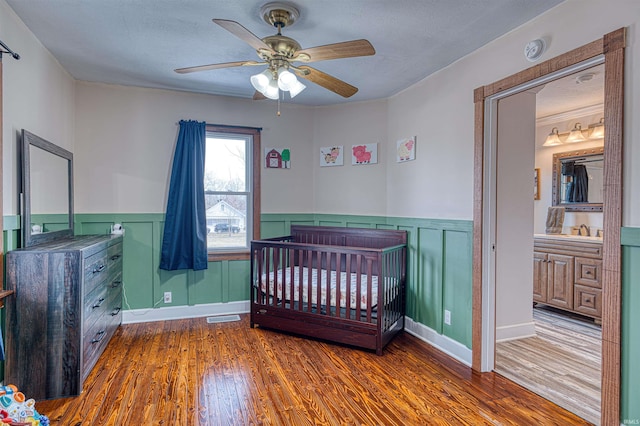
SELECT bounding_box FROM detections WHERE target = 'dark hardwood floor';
[36,314,591,425]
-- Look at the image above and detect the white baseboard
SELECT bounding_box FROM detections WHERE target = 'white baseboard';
[495,321,537,343]
[122,300,250,324]
[404,317,472,367]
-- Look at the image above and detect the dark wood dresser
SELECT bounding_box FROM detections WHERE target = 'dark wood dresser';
[4,234,123,400]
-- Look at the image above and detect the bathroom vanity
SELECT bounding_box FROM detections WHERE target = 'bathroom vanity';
[533,234,603,321]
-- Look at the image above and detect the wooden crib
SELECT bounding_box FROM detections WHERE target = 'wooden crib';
[250,225,407,355]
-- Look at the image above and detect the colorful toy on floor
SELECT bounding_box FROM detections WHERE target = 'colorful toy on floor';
[0,385,49,426]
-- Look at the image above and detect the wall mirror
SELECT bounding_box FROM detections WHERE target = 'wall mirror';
[552,147,604,212]
[21,129,74,247]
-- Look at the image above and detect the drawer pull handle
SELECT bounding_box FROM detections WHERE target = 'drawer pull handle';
[111,280,122,288]
[92,298,105,309]
[111,307,122,316]
[91,330,106,343]
[93,264,106,274]
[110,254,121,261]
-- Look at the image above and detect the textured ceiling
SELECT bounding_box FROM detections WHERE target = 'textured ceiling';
[6,0,566,106]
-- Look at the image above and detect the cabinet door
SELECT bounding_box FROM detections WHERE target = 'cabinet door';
[546,254,574,310]
[533,252,548,302]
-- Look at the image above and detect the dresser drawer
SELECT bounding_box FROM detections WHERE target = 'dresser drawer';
[573,284,602,318]
[84,284,109,333]
[84,249,109,295]
[574,257,602,288]
[108,242,123,270]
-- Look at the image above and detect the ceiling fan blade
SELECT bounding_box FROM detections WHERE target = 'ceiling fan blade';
[175,60,262,74]
[296,66,358,98]
[253,91,267,101]
[213,19,275,54]
[293,39,375,63]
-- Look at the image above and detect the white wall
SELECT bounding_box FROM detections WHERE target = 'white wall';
[74,82,316,214]
[3,0,640,227]
[494,91,537,339]
[1,0,75,215]
[386,0,640,226]
[312,100,387,215]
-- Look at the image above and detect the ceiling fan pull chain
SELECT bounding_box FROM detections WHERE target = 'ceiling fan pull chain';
[277,93,281,116]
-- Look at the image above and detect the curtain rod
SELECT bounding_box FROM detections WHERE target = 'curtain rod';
[0,39,20,60]
[175,122,263,132]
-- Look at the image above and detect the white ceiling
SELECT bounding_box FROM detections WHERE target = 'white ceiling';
[6,0,566,106]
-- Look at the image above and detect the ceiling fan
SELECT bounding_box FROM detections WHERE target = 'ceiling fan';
[174,2,375,101]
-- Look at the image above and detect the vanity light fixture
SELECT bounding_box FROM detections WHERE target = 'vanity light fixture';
[543,127,563,146]
[589,117,605,139]
[565,122,588,143]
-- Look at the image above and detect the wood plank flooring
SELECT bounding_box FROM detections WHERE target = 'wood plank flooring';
[35,314,591,425]
[495,307,601,425]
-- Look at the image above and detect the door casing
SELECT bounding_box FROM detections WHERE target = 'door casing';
[472,28,625,425]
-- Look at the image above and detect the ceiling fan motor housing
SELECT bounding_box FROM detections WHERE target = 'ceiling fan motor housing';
[260,2,300,29]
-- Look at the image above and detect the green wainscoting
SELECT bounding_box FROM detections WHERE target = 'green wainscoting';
[621,227,640,423]
[4,213,474,349]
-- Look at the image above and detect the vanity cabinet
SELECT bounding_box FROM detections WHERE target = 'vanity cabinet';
[4,235,123,400]
[533,237,602,320]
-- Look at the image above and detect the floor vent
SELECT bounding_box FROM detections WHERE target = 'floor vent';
[206,314,241,324]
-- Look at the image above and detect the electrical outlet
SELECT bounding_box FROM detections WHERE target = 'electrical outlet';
[164,291,172,304]
[444,309,451,325]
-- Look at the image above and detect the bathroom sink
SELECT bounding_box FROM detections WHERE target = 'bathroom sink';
[534,233,603,242]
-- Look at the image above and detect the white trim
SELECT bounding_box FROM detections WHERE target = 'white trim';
[122,300,250,324]
[404,317,472,367]
[537,103,604,126]
[495,321,537,343]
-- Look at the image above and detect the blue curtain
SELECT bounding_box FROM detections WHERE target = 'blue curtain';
[160,120,208,271]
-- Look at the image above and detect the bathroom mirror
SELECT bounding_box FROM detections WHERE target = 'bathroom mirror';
[552,147,604,212]
[21,129,74,247]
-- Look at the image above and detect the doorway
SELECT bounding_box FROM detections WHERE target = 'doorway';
[492,64,605,424]
[472,28,625,426]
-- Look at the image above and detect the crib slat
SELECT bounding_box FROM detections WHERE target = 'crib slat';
[335,253,342,318]
[366,258,373,323]
[345,254,352,320]
[355,255,362,320]
[307,250,313,313]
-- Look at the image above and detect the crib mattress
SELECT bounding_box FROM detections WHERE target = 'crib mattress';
[260,267,381,310]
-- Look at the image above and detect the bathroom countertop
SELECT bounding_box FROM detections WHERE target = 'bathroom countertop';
[534,233,603,243]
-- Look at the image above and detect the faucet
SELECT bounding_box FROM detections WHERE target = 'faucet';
[579,224,590,236]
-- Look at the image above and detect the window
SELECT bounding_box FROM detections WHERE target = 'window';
[204,125,260,260]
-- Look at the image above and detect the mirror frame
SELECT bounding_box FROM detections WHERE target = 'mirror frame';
[552,147,605,212]
[21,129,74,247]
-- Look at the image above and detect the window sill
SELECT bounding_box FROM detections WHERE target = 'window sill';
[207,251,250,262]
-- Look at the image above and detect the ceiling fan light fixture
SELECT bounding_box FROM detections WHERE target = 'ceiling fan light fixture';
[566,122,587,143]
[250,69,272,92]
[263,78,280,100]
[288,79,306,98]
[277,67,297,91]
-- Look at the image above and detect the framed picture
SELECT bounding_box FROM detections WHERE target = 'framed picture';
[351,143,378,165]
[265,147,291,169]
[320,146,344,167]
[396,137,416,162]
[534,168,540,200]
